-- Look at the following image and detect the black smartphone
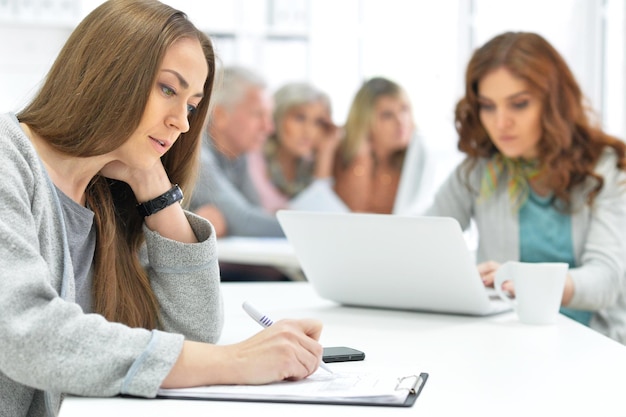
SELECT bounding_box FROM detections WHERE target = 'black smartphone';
[322,346,366,363]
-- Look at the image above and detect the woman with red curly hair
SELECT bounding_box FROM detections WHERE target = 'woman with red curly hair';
[426,31,626,343]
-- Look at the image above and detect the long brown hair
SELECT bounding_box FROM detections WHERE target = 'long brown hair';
[18,0,216,329]
[455,31,626,207]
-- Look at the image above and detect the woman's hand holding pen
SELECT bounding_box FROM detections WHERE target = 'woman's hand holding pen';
[227,319,324,384]
[161,319,324,388]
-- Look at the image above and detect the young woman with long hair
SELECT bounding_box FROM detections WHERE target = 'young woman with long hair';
[0,2,323,415]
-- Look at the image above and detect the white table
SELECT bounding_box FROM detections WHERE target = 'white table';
[60,282,626,417]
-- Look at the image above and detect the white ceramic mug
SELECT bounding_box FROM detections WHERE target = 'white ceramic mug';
[494,261,568,325]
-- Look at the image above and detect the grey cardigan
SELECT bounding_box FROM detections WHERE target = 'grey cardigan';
[426,149,626,344]
[0,114,224,417]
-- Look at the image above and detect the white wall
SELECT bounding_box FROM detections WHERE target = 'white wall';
[603,0,626,139]
[0,24,71,113]
[1,0,624,183]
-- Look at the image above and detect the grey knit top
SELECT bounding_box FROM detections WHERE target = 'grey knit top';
[0,113,224,417]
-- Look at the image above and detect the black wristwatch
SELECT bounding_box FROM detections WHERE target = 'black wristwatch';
[136,184,184,217]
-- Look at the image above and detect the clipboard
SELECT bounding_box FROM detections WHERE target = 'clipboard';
[156,372,428,407]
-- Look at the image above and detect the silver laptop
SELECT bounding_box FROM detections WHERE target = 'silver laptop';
[276,210,510,316]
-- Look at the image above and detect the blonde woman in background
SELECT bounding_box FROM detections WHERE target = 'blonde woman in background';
[333,77,422,214]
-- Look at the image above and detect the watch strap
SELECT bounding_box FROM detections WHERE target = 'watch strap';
[136,184,183,217]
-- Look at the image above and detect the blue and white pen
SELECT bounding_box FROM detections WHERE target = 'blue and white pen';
[242,301,333,374]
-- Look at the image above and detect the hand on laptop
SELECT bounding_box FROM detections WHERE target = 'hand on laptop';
[478,261,516,295]
[477,261,499,287]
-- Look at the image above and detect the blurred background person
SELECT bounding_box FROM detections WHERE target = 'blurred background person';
[333,76,433,214]
[189,65,291,281]
[189,65,282,238]
[248,82,342,213]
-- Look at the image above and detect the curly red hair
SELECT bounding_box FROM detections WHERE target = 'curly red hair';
[455,31,626,208]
